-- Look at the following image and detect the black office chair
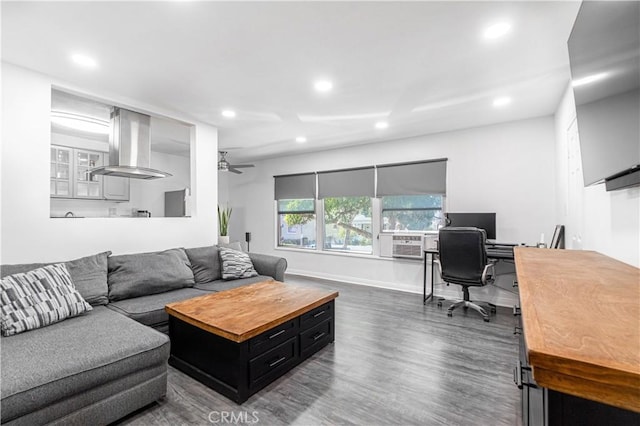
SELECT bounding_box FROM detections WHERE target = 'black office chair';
[436,227,496,322]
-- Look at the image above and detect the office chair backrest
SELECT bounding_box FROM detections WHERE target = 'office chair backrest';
[438,227,487,286]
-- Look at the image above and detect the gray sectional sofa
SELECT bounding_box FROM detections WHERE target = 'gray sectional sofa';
[0,245,287,426]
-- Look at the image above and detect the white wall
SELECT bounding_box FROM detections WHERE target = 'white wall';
[554,84,640,267]
[1,63,219,262]
[224,116,557,305]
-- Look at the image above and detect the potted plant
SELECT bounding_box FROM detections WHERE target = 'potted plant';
[218,205,232,244]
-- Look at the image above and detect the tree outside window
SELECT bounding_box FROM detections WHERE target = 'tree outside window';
[381,195,444,231]
[278,199,316,249]
[323,196,372,253]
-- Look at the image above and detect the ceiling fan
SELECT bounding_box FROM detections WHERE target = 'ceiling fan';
[218,151,255,174]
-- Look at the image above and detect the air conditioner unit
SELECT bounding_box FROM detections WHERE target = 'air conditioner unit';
[392,234,424,259]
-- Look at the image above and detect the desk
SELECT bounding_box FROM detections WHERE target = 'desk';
[486,245,516,260]
[422,249,439,304]
[514,247,640,423]
[422,245,515,304]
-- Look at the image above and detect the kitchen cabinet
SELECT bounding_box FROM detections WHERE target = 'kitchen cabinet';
[50,146,72,197]
[50,145,129,201]
[74,149,103,199]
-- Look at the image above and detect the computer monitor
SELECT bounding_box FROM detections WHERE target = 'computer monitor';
[445,213,496,240]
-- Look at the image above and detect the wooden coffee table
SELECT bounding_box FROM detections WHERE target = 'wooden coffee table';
[165,280,339,403]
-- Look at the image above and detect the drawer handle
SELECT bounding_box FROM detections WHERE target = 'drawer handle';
[514,361,523,389]
[269,356,287,368]
[269,329,286,339]
[313,310,326,318]
[312,332,326,341]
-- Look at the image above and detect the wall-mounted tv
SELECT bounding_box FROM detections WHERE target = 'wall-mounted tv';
[568,1,639,191]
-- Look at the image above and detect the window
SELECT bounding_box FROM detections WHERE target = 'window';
[274,159,447,254]
[277,199,316,249]
[381,194,444,231]
[323,196,373,253]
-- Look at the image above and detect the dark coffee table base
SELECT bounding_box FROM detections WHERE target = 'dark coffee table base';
[168,300,335,404]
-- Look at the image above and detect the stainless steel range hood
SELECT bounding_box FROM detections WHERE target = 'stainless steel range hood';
[90,107,172,180]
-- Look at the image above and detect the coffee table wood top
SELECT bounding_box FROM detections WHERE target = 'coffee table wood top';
[165,280,339,343]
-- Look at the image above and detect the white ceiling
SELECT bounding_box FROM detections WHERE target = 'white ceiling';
[2,1,581,162]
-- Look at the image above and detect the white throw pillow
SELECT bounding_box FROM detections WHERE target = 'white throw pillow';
[219,247,258,280]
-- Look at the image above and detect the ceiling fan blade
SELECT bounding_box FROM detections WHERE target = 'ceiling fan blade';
[228,164,255,169]
[228,167,243,174]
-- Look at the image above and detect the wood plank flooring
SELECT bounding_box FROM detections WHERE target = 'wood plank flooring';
[116,277,521,426]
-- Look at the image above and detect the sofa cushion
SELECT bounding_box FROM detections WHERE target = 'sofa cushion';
[64,251,111,306]
[184,246,221,283]
[217,241,243,251]
[108,248,195,301]
[193,276,273,292]
[219,247,258,280]
[0,306,169,424]
[0,264,92,337]
[107,287,210,327]
[1,251,112,306]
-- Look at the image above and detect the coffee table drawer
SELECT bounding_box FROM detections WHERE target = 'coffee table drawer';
[300,318,333,359]
[249,337,299,387]
[300,301,334,331]
[249,319,298,355]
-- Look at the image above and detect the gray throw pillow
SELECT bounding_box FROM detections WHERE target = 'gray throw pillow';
[185,246,221,283]
[219,247,258,280]
[108,248,195,301]
[0,264,92,336]
[1,251,112,306]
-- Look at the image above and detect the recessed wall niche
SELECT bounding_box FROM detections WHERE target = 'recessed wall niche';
[50,89,193,218]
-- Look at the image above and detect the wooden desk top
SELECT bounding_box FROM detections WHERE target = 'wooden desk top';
[514,247,640,412]
[165,280,339,343]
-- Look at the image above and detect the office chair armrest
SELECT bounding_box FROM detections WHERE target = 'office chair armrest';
[482,262,495,285]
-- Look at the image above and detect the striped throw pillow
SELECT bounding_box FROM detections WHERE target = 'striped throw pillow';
[219,247,258,280]
[0,263,92,336]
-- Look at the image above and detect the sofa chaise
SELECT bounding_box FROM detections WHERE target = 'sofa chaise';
[0,245,287,426]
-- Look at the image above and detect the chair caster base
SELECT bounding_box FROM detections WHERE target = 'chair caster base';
[483,317,490,322]
[447,311,453,317]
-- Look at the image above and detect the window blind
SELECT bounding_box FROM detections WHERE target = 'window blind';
[376,159,447,196]
[317,167,375,199]
[274,173,316,200]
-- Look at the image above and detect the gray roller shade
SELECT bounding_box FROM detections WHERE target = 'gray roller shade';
[274,173,316,200]
[376,159,447,196]
[318,167,375,199]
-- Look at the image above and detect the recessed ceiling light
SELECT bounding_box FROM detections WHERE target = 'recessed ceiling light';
[492,96,512,107]
[572,72,609,87]
[483,22,511,40]
[314,80,333,92]
[71,53,97,68]
[295,136,307,143]
[221,110,236,118]
[375,121,389,129]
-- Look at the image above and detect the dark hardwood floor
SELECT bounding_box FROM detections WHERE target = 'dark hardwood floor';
[117,277,521,426]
